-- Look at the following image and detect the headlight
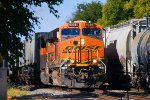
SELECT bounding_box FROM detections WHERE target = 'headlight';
[70,59,75,63]
[81,38,85,45]
[93,59,97,63]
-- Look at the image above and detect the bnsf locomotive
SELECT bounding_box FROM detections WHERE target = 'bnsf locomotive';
[21,21,106,88]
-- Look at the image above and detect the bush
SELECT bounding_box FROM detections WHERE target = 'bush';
[7,84,29,97]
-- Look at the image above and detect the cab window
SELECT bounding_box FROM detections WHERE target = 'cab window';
[61,28,80,41]
[82,28,102,40]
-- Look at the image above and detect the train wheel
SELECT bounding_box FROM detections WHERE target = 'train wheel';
[52,69,61,85]
[40,71,49,84]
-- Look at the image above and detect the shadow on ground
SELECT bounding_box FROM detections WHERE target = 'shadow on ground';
[12,92,99,100]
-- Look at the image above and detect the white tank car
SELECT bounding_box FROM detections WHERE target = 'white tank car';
[105,16,150,88]
[20,32,47,67]
[18,35,35,67]
[18,32,49,84]
[24,35,35,66]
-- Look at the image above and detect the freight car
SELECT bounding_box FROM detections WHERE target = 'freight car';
[106,16,150,89]
[21,21,106,88]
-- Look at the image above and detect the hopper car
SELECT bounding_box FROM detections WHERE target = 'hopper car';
[106,16,150,89]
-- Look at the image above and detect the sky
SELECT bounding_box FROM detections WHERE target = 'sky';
[33,0,106,33]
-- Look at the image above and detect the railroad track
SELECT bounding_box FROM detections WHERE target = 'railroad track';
[94,89,150,100]
[65,88,150,100]
[12,85,99,100]
[12,85,150,100]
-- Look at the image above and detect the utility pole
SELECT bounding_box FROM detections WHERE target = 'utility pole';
[126,58,129,100]
[0,58,7,100]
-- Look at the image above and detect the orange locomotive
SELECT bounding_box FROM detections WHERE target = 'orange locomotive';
[39,21,106,88]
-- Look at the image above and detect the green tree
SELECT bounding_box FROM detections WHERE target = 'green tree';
[0,0,63,67]
[124,0,150,18]
[71,1,103,23]
[98,0,133,27]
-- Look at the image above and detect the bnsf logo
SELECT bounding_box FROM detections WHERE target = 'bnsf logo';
[62,46,101,53]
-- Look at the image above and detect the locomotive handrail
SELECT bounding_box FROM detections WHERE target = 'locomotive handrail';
[60,60,68,67]
[93,49,106,74]
[48,59,57,66]
[59,48,75,68]
[49,59,56,65]
[96,56,107,74]
[49,58,61,68]
[90,50,106,70]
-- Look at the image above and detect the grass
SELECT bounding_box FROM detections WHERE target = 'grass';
[7,84,29,98]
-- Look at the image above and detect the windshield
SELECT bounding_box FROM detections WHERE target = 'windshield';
[61,28,80,41]
[82,28,102,40]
